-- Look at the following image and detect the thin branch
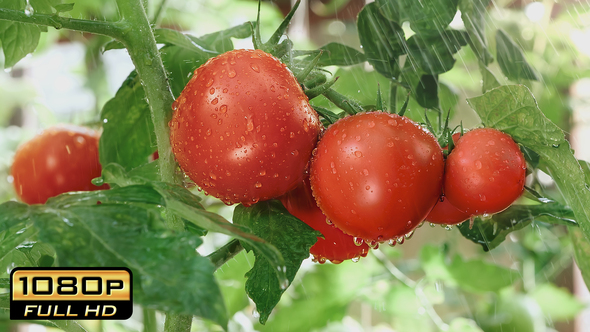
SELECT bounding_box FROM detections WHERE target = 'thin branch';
[207,239,244,270]
[0,8,124,39]
[151,0,169,25]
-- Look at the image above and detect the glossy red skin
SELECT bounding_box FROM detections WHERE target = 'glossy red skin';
[310,112,444,242]
[426,132,470,225]
[169,49,321,205]
[444,128,526,215]
[11,125,108,204]
[426,196,471,225]
[280,177,370,263]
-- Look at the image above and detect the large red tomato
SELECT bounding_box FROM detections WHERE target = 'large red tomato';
[11,125,108,204]
[310,112,444,243]
[169,49,321,205]
[281,177,370,263]
[444,128,526,215]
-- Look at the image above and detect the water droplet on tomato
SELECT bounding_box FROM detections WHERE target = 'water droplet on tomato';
[326,218,333,225]
[206,78,214,87]
[396,237,405,244]
[211,98,218,105]
[206,129,211,136]
[362,169,369,176]
[172,100,180,111]
[354,151,363,158]
[351,256,360,263]
[475,160,482,169]
[259,170,266,176]
[353,237,364,246]
[368,121,375,128]
[220,105,227,113]
[290,132,295,138]
[255,182,262,188]
[405,230,414,239]
[250,63,260,72]
[444,225,453,231]
[388,238,397,246]
[291,150,299,156]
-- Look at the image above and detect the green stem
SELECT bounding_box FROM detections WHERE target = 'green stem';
[0,8,123,38]
[114,0,182,231]
[389,80,397,113]
[163,313,193,332]
[143,307,158,332]
[207,239,244,270]
[114,0,187,331]
[323,88,363,115]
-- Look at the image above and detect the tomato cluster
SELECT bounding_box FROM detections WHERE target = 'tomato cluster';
[11,125,108,204]
[168,49,527,263]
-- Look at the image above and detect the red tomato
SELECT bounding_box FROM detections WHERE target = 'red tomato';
[169,49,321,205]
[280,177,370,263]
[426,196,470,225]
[426,132,470,225]
[11,125,108,204]
[310,112,444,242]
[444,128,526,215]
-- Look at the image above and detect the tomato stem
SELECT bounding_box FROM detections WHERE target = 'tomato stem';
[207,239,245,270]
[0,8,125,38]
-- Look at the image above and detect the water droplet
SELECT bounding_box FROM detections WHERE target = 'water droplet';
[247,119,254,131]
[362,169,369,176]
[326,218,333,225]
[474,160,482,169]
[396,237,405,244]
[290,132,295,138]
[220,105,227,113]
[388,238,397,246]
[172,100,180,111]
[368,121,375,128]
[430,223,436,228]
[353,237,364,246]
[250,63,260,72]
[255,182,262,188]
[354,151,363,158]
[24,2,34,16]
[445,225,453,231]
[206,78,214,87]
[291,150,299,156]
[351,256,360,263]
[405,230,414,239]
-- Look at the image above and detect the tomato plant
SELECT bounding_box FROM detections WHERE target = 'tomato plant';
[280,177,370,263]
[0,0,589,331]
[169,49,321,205]
[11,125,108,204]
[444,128,527,216]
[310,112,444,243]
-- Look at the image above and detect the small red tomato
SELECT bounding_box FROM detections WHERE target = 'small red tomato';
[310,112,444,242]
[444,128,526,215]
[11,125,108,204]
[426,196,470,225]
[170,49,321,205]
[280,177,370,264]
[426,132,470,225]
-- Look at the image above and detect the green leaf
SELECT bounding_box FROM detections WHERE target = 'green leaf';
[572,227,590,290]
[99,72,157,170]
[375,0,402,23]
[160,45,213,97]
[458,203,575,251]
[198,22,253,53]
[479,63,501,93]
[448,255,519,293]
[155,29,218,57]
[259,260,374,331]
[0,0,59,67]
[314,43,366,67]
[357,2,405,78]
[405,30,469,75]
[401,69,439,109]
[215,250,253,317]
[0,21,40,68]
[53,3,75,13]
[398,0,459,35]
[495,30,539,81]
[233,200,318,325]
[421,245,519,292]
[460,0,493,65]
[467,85,590,244]
[531,283,585,321]
[0,199,228,327]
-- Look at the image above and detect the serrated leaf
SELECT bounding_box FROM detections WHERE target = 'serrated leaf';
[405,30,469,75]
[458,203,575,251]
[233,201,318,325]
[495,30,539,81]
[0,200,228,327]
[357,2,405,78]
[0,0,60,68]
[467,85,590,244]
[314,43,366,67]
[531,283,585,321]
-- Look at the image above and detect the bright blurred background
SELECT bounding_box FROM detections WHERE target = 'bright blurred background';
[1,0,590,331]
